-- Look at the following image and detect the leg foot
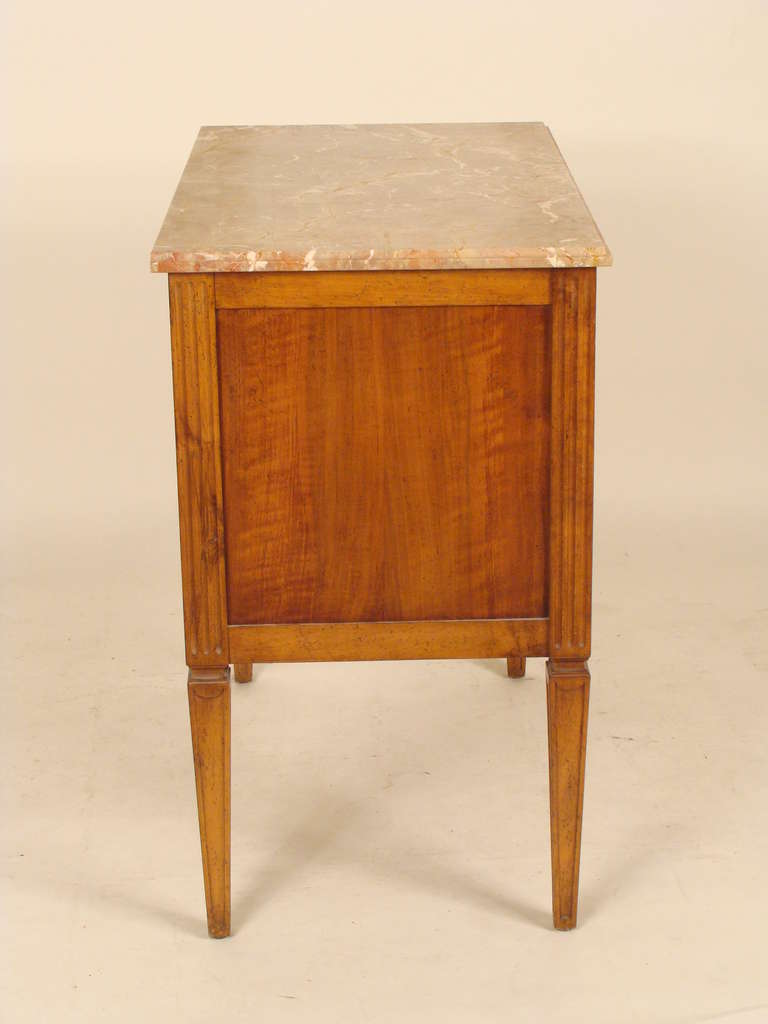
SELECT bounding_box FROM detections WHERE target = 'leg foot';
[546,659,590,930]
[506,655,526,678]
[233,662,253,684]
[188,667,231,938]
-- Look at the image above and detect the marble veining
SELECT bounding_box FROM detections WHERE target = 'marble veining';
[151,123,611,273]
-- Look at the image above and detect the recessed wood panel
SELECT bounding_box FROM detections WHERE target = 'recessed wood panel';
[218,304,550,624]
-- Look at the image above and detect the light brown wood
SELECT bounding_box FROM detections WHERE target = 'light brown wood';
[161,263,602,938]
[506,655,526,678]
[169,274,229,667]
[218,304,550,624]
[228,618,547,663]
[546,658,590,930]
[233,662,253,684]
[188,667,231,938]
[215,268,551,309]
[549,269,596,659]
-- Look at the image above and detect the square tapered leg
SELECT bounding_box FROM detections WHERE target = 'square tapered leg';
[188,668,231,938]
[546,659,590,930]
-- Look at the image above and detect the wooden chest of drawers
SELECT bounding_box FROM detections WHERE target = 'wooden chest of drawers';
[151,122,611,937]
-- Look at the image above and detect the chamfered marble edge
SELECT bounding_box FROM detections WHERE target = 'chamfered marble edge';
[150,123,612,273]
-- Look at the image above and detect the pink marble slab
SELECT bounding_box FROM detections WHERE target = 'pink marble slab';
[151,123,611,273]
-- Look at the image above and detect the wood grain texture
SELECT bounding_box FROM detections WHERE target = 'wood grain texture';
[215,269,551,308]
[228,618,547,662]
[218,304,551,625]
[169,274,229,666]
[506,655,526,678]
[188,668,231,938]
[546,659,590,930]
[549,269,596,659]
[233,663,253,683]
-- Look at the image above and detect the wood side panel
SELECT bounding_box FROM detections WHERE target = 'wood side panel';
[228,618,548,662]
[168,274,229,666]
[215,269,551,308]
[546,659,590,930]
[218,304,550,625]
[188,668,231,937]
[548,270,596,659]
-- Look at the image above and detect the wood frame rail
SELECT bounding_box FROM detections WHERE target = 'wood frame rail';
[228,618,548,663]
[214,268,552,308]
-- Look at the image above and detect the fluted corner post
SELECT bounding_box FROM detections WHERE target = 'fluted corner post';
[168,273,229,671]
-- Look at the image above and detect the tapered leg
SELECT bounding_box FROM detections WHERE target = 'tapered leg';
[506,655,526,678]
[233,663,253,684]
[188,667,231,938]
[546,659,590,930]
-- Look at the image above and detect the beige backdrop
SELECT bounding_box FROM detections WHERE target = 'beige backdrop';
[3,2,767,1022]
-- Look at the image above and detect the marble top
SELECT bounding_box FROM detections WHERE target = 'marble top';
[151,123,611,273]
